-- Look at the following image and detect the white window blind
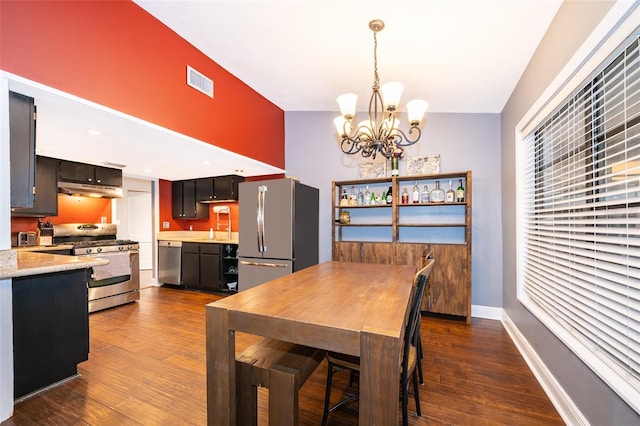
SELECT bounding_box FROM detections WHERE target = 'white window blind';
[520,31,640,412]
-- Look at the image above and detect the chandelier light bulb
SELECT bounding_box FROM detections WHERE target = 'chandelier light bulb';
[407,99,429,126]
[337,93,358,119]
[381,82,404,112]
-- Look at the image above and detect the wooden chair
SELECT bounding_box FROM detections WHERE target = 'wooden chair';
[235,338,324,426]
[321,259,434,426]
[414,247,433,384]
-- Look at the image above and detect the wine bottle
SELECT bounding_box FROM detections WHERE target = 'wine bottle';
[401,187,409,204]
[456,179,465,202]
[386,185,393,204]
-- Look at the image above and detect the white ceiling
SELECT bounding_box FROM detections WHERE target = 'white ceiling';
[9,0,563,182]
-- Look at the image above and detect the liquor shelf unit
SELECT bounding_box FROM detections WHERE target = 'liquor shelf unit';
[332,170,472,323]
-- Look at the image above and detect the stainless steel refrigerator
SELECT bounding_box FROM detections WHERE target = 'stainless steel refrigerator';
[238,178,319,291]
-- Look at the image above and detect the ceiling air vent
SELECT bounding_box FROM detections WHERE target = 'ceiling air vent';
[187,65,214,98]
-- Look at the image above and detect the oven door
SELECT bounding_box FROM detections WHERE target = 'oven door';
[81,251,140,312]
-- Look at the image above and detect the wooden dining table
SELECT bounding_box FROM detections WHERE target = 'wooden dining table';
[205,261,416,425]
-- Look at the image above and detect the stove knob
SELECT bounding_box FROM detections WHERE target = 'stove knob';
[119,246,124,251]
[97,247,102,253]
[85,248,92,254]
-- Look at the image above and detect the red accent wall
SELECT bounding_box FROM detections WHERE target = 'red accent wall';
[11,196,112,234]
[0,0,284,169]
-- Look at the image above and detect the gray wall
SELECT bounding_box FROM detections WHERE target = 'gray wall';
[501,1,638,423]
[285,110,503,309]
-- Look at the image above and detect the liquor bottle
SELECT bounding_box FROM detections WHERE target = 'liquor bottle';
[349,186,357,206]
[421,185,430,203]
[430,180,445,203]
[412,181,420,204]
[401,187,409,204]
[446,180,455,203]
[340,188,349,206]
[456,179,465,202]
[386,186,393,204]
[357,187,364,205]
[364,185,371,205]
[375,191,382,204]
[370,191,376,205]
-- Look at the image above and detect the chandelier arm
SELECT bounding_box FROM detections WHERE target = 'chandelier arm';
[390,126,422,147]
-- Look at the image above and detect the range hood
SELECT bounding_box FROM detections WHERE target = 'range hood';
[58,181,123,198]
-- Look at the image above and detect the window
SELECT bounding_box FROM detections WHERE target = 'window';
[519,31,640,412]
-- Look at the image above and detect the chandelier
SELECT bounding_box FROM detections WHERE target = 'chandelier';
[334,19,428,160]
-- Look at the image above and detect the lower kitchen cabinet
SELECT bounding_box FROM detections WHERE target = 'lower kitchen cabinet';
[12,268,90,399]
[181,243,200,287]
[200,244,220,291]
[180,242,226,292]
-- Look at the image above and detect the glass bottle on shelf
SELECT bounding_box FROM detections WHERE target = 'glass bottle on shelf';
[446,180,455,203]
[386,185,393,204]
[340,188,349,206]
[357,187,364,205]
[401,187,409,204]
[431,180,445,203]
[421,184,430,203]
[375,191,382,204]
[412,181,420,204]
[364,185,371,205]
[349,186,357,206]
[370,191,376,205]
[456,179,465,202]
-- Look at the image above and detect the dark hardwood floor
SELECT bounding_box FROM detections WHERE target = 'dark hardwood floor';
[3,286,563,425]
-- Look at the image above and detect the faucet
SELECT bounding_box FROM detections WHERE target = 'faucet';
[212,206,231,240]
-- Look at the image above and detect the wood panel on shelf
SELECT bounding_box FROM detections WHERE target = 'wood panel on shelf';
[332,171,472,323]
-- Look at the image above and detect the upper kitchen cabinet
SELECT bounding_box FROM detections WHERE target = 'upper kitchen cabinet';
[9,91,37,209]
[12,156,58,217]
[59,160,122,187]
[172,180,209,219]
[196,175,245,202]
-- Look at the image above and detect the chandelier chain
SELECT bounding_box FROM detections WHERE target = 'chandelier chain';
[373,30,379,89]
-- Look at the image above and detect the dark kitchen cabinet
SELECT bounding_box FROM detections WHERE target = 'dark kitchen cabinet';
[59,159,122,187]
[12,268,90,399]
[172,180,209,219]
[196,175,245,202]
[9,91,37,209]
[180,243,221,291]
[12,156,59,217]
[200,244,221,291]
[181,243,200,287]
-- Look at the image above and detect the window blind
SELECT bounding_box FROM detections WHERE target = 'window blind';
[520,32,640,412]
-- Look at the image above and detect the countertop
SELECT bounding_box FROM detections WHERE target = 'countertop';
[157,231,238,245]
[12,245,74,252]
[0,249,108,279]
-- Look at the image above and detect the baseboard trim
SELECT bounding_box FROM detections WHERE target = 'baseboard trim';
[501,312,588,426]
[471,304,502,320]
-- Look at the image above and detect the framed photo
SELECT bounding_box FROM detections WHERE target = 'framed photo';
[407,155,441,176]
[359,160,387,179]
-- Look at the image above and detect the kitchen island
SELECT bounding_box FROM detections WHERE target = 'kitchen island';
[1,250,107,399]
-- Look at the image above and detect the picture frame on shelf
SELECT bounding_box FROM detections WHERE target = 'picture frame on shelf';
[407,155,441,176]
[359,160,387,179]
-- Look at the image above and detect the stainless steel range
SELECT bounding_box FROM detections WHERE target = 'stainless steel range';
[53,223,140,313]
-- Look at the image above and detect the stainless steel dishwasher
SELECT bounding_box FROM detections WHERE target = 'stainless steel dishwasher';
[158,241,182,285]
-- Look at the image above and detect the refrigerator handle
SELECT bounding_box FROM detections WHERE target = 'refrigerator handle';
[257,185,267,253]
[260,185,267,252]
